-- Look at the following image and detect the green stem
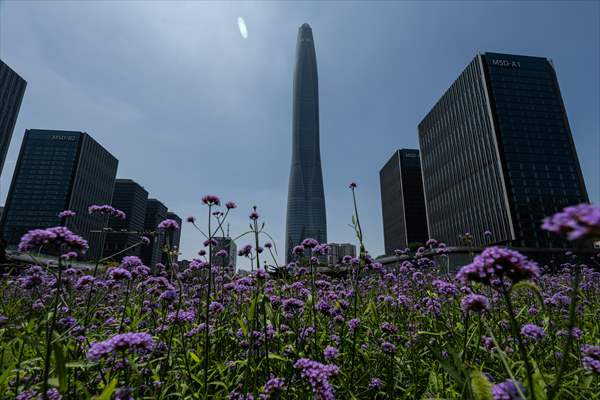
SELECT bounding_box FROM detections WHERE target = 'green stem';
[501,285,536,400]
[42,254,63,400]
[548,266,581,400]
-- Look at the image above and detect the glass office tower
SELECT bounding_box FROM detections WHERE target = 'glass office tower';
[380,149,429,254]
[0,60,27,179]
[1,129,118,258]
[103,179,148,259]
[285,23,327,263]
[418,52,588,248]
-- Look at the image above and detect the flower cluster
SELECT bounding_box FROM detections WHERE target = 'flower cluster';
[460,294,490,314]
[541,203,600,241]
[88,204,126,219]
[57,210,76,219]
[457,247,539,286]
[87,332,155,361]
[294,358,340,400]
[492,379,526,400]
[158,219,180,231]
[202,195,221,206]
[18,226,89,253]
[581,345,600,374]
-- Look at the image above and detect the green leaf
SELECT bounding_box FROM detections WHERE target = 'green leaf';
[53,340,67,393]
[532,370,548,400]
[0,361,15,387]
[237,318,247,337]
[96,378,117,400]
[189,352,201,364]
[470,370,493,400]
[267,353,288,362]
[65,361,94,369]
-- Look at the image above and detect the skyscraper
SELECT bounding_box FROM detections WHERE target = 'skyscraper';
[418,52,588,248]
[0,60,27,179]
[140,198,167,268]
[103,179,148,259]
[0,129,118,258]
[380,149,429,254]
[285,23,327,263]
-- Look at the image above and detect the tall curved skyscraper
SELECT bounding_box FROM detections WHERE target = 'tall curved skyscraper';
[285,23,327,263]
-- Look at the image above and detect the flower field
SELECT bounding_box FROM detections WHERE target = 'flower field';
[0,192,599,400]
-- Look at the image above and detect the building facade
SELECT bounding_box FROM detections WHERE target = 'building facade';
[140,198,168,268]
[418,52,588,248]
[327,243,356,265]
[210,236,237,271]
[0,129,118,258]
[285,23,327,263]
[380,149,429,254]
[0,60,27,179]
[103,179,148,260]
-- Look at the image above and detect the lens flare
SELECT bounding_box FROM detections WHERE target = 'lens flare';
[237,17,248,39]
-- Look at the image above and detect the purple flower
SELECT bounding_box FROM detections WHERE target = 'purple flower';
[347,318,360,332]
[460,294,490,313]
[158,219,180,231]
[108,267,132,281]
[293,245,305,255]
[301,238,319,249]
[87,332,155,361]
[58,210,76,219]
[60,251,78,261]
[204,238,218,247]
[260,376,285,399]
[381,341,397,354]
[216,249,228,257]
[202,195,221,206]
[323,346,339,360]
[141,236,151,245]
[581,345,600,374]
[380,322,398,334]
[238,245,252,257]
[432,279,458,296]
[18,226,89,253]
[159,289,177,302]
[313,244,330,256]
[88,204,126,219]
[492,379,525,400]
[542,203,600,241]
[369,378,383,390]
[520,324,546,342]
[294,358,340,400]
[349,182,357,189]
[166,308,196,324]
[457,247,539,286]
[226,201,237,209]
[249,210,260,220]
[75,275,94,289]
[209,301,224,314]
[264,242,272,249]
[114,387,133,400]
[187,216,196,223]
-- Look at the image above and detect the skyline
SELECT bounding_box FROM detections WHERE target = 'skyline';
[0,2,598,267]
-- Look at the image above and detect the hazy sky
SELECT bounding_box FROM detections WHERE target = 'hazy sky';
[1,1,598,268]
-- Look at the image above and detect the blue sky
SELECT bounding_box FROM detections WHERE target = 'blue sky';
[0,1,598,268]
